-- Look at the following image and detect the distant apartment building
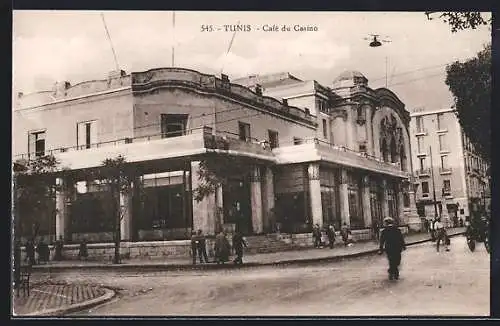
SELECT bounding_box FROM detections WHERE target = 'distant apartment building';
[409,107,490,226]
[13,67,417,245]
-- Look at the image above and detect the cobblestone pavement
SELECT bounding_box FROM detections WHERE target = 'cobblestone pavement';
[32,228,465,269]
[12,282,105,316]
[41,236,488,316]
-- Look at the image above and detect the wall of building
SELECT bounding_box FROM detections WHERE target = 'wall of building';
[409,109,470,221]
[132,88,316,147]
[13,90,134,157]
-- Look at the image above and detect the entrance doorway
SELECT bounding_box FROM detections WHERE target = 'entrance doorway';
[223,178,252,235]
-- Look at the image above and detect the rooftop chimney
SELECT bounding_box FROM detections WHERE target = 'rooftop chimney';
[255,84,262,96]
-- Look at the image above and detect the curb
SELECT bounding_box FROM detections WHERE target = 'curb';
[24,287,116,317]
[32,232,464,273]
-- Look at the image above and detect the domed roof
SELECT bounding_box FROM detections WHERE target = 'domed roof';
[333,70,367,83]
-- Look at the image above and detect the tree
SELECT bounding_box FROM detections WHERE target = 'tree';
[445,44,491,161]
[13,155,61,243]
[425,12,491,32]
[94,155,133,264]
[193,153,254,232]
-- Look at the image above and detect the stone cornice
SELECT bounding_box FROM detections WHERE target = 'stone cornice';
[131,68,317,128]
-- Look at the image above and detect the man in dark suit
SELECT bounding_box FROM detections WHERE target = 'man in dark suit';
[190,231,199,265]
[379,217,406,280]
[232,231,248,265]
[197,229,209,263]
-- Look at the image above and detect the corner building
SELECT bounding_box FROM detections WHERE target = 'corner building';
[13,68,418,244]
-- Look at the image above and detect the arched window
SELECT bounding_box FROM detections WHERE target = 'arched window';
[400,145,407,171]
[390,137,398,163]
[381,138,389,162]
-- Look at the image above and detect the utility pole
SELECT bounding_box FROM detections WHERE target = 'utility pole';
[171,11,176,67]
[429,145,439,218]
[100,13,120,71]
[385,56,388,88]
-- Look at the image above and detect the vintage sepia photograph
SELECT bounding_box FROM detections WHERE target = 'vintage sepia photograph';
[11,10,491,317]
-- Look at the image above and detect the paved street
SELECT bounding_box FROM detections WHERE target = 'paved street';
[34,236,489,316]
[12,282,106,316]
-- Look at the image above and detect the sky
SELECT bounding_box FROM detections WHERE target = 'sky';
[12,11,491,112]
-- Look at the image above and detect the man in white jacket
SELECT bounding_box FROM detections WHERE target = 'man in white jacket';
[434,218,450,252]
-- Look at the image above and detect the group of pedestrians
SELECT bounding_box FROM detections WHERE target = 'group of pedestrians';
[378,214,458,281]
[191,229,248,265]
[312,222,354,249]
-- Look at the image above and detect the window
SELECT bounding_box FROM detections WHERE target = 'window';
[322,119,327,138]
[441,155,448,169]
[416,116,424,132]
[417,136,424,153]
[268,130,279,149]
[443,180,451,195]
[161,114,187,138]
[29,131,46,157]
[293,137,303,145]
[238,121,251,141]
[403,193,410,207]
[437,113,444,130]
[419,157,426,170]
[77,120,98,149]
[421,181,429,195]
[438,134,447,151]
[356,105,365,123]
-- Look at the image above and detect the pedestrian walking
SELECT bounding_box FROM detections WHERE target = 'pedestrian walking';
[312,224,322,248]
[215,230,231,264]
[379,217,406,280]
[326,224,336,249]
[430,217,437,242]
[54,235,64,261]
[232,230,248,265]
[197,229,209,263]
[25,239,35,265]
[372,220,380,241]
[14,240,21,289]
[78,239,88,261]
[36,238,49,264]
[341,222,352,246]
[190,231,199,264]
[435,218,450,252]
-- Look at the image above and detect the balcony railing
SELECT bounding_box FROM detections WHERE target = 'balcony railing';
[283,138,411,177]
[439,167,452,174]
[416,168,431,177]
[13,125,275,163]
[202,127,273,156]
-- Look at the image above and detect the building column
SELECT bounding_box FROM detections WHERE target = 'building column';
[362,175,372,227]
[308,163,323,227]
[397,182,405,225]
[250,166,263,234]
[381,179,389,218]
[365,105,374,156]
[339,169,351,227]
[262,167,275,233]
[55,177,71,242]
[345,109,356,150]
[191,161,216,236]
[120,182,133,241]
[216,184,223,232]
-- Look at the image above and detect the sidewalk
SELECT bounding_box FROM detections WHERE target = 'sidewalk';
[31,227,465,272]
[12,281,115,316]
